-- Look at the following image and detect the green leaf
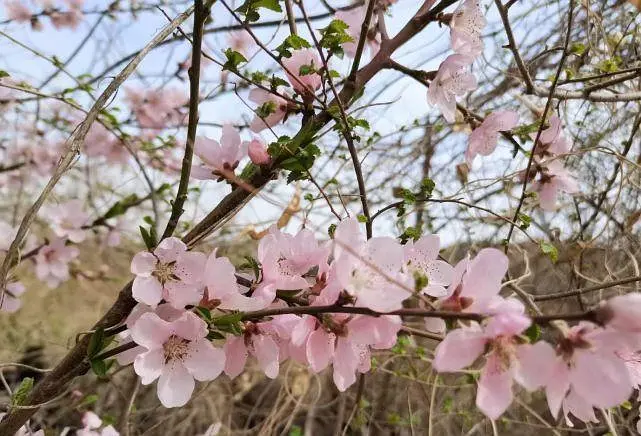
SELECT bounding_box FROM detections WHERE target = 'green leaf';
[207,331,226,340]
[517,213,531,230]
[139,226,156,250]
[103,194,140,220]
[11,377,33,406]
[524,323,540,343]
[236,0,282,22]
[319,19,354,57]
[195,307,213,322]
[539,240,558,263]
[420,178,435,197]
[357,214,368,223]
[212,312,243,326]
[570,42,586,56]
[0,70,10,79]
[87,327,105,358]
[255,100,277,119]
[223,48,247,73]
[78,393,99,406]
[275,34,311,58]
[90,359,108,377]
[399,227,421,244]
[328,223,337,238]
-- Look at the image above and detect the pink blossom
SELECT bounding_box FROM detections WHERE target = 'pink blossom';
[49,8,83,30]
[532,159,578,211]
[247,137,271,165]
[130,237,206,309]
[296,314,400,391]
[532,115,570,156]
[542,323,633,424]
[104,219,124,248]
[282,49,322,96]
[597,292,641,332]
[402,234,454,297]
[5,1,32,22]
[227,30,253,57]
[124,87,186,130]
[85,122,129,164]
[433,302,546,419]
[427,54,477,122]
[47,199,88,243]
[192,124,246,181]
[335,6,380,58]
[450,0,486,57]
[35,237,79,288]
[76,410,120,436]
[258,226,329,294]
[224,317,296,379]
[439,248,508,314]
[466,110,519,165]
[130,311,225,408]
[0,281,25,313]
[202,249,266,311]
[332,218,409,312]
[115,303,185,366]
[249,88,288,133]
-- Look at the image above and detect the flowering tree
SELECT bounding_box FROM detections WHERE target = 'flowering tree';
[1,0,641,434]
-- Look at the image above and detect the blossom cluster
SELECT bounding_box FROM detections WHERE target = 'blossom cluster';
[114,218,641,428]
[4,0,85,30]
[0,197,123,313]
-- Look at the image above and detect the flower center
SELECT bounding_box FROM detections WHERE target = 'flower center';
[163,335,190,363]
[153,262,176,285]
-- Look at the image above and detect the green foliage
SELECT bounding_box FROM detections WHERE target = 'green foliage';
[87,327,106,358]
[212,312,244,336]
[512,120,543,142]
[0,70,10,78]
[11,377,33,406]
[90,358,115,377]
[275,34,311,58]
[139,225,157,250]
[255,100,277,119]
[223,48,248,72]
[596,56,622,73]
[539,240,559,263]
[400,226,421,244]
[420,177,435,197]
[319,19,354,58]
[357,214,368,223]
[236,0,282,22]
[524,323,541,343]
[103,194,140,220]
[328,223,337,238]
[517,213,531,230]
[277,142,321,183]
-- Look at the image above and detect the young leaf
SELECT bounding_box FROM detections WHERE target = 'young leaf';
[11,377,33,406]
[539,240,559,263]
[223,48,248,72]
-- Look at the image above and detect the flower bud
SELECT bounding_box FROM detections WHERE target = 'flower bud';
[248,139,271,165]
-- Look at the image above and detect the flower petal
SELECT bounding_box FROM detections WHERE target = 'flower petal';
[157,362,195,408]
[183,339,226,381]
